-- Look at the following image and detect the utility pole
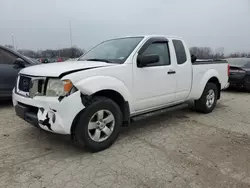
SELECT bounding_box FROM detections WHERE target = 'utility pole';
[69,20,73,48]
[69,20,73,58]
[11,34,15,49]
[58,45,61,57]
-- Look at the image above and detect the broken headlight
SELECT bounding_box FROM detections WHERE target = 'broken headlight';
[46,79,74,97]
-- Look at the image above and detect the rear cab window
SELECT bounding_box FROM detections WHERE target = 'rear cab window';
[172,40,187,64]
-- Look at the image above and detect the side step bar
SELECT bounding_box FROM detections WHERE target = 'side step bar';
[131,103,188,122]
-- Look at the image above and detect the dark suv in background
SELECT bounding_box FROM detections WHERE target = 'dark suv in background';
[0,46,39,99]
[227,58,250,91]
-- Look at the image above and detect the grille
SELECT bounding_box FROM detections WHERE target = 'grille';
[18,76,31,92]
[17,75,46,97]
[29,79,46,97]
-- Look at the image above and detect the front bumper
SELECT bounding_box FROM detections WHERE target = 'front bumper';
[13,90,85,134]
[15,103,39,127]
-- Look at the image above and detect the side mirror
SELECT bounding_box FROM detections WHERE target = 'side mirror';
[137,54,160,67]
[14,58,26,68]
[191,54,197,63]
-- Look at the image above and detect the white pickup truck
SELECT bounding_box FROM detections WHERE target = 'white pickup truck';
[13,35,229,151]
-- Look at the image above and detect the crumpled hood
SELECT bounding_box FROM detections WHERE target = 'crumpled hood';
[19,61,114,77]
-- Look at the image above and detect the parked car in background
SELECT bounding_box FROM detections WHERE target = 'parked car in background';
[57,57,63,62]
[65,58,78,61]
[40,58,50,63]
[0,46,39,99]
[227,58,250,91]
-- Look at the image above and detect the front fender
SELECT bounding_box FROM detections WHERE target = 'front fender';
[73,76,132,103]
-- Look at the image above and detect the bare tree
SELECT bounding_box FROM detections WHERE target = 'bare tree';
[190,46,225,59]
[15,46,85,59]
[18,49,37,58]
[213,47,225,59]
[228,52,249,58]
[4,45,14,49]
[190,47,213,59]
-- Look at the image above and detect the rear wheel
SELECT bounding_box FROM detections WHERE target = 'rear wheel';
[74,96,122,152]
[194,83,218,113]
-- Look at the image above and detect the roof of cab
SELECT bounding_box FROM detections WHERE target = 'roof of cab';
[107,35,182,41]
[142,35,181,40]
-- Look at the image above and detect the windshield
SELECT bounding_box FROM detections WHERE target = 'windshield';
[78,37,143,64]
[226,58,250,67]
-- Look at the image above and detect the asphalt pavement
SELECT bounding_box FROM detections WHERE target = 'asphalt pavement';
[0,90,250,188]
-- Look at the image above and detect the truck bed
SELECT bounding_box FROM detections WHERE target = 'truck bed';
[193,59,227,65]
[188,60,228,100]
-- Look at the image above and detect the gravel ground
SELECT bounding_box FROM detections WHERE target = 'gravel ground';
[0,91,250,188]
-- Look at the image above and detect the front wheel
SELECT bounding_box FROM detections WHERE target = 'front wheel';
[194,83,218,114]
[74,96,122,152]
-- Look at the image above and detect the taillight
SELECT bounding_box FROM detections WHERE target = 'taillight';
[227,64,230,76]
[229,68,246,74]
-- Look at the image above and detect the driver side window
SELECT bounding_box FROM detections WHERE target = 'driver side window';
[141,42,171,66]
[0,49,18,64]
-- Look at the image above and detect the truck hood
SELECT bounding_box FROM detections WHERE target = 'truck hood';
[20,61,115,77]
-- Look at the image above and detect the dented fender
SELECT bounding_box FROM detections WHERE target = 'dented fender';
[36,91,84,134]
[73,75,132,103]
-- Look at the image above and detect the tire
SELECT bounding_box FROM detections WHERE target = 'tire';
[74,96,122,152]
[194,83,218,114]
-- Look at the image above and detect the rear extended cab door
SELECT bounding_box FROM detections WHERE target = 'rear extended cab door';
[132,37,178,113]
[171,39,192,102]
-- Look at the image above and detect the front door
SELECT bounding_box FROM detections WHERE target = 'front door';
[133,38,177,112]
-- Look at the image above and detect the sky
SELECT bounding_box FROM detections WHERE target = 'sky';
[0,0,249,53]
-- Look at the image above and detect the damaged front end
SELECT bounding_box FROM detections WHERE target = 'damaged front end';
[38,107,56,131]
[13,90,85,134]
[13,74,86,134]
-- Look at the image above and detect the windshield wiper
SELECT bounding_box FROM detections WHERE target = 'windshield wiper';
[84,58,112,63]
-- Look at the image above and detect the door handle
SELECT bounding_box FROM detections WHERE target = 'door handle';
[167,70,176,74]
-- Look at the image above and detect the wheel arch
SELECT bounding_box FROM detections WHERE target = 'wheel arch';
[91,89,131,126]
[70,89,131,139]
[207,77,221,99]
[194,69,221,100]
